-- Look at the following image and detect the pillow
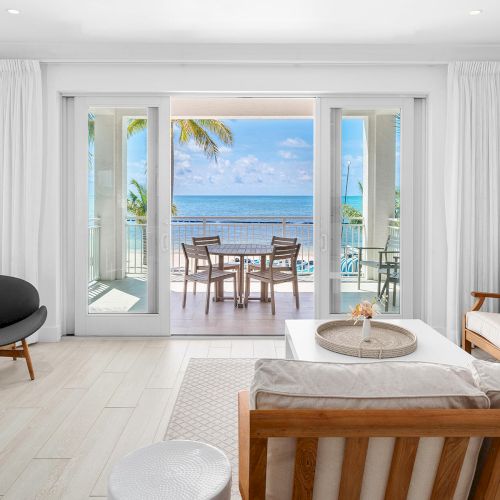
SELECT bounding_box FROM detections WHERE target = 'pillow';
[249,359,488,500]
[472,359,500,408]
[250,359,490,410]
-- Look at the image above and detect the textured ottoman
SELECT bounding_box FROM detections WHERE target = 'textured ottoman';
[108,440,232,500]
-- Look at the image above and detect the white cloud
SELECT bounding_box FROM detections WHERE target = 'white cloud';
[279,137,310,148]
[175,150,191,162]
[278,150,298,160]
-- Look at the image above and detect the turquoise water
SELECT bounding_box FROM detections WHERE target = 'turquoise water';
[173,195,362,217]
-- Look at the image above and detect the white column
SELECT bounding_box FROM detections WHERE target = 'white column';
[94,111,123,281]
[363,113,396,280]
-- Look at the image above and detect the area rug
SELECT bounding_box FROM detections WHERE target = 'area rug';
[165,358,256,499]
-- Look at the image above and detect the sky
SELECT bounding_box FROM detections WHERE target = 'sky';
[125,116,399,197]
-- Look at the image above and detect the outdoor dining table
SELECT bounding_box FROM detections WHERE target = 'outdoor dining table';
[208,243,274,307]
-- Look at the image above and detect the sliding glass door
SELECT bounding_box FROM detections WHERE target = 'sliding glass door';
[316,97,414,318]
[74,97,170,335]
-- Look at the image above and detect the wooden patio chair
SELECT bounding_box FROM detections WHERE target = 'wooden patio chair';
[192,235,240,295]
[463,291,500,360]
[356,234,399,295]
[181,243,237,314]
[244,244,300,315]
[238,390,500,500]
[247,236,298,273]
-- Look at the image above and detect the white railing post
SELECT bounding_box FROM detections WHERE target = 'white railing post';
[281,217,287,237]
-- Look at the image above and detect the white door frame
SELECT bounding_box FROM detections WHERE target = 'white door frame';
[315,96,416,319]
[73,95,171,336]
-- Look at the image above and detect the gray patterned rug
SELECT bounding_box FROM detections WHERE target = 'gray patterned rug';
[165,358,256,499]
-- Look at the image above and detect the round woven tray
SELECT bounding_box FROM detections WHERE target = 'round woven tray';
[316,320,417,359]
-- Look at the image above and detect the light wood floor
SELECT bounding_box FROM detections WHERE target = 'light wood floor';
[0,336,285,499]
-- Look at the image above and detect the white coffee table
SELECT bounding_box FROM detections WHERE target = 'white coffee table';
[285,319,474,369]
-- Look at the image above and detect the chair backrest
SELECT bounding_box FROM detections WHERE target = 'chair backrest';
[270,244,300,270]
[182,244,211,272]
[0,275,40,327]
[238,391,500,500]
[192,235,221,246]
[271,236,297,246]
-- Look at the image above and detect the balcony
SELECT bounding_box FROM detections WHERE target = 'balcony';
[87,215,399,334]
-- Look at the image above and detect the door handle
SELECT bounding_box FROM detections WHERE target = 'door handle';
[161,234,169,252]
[321,234,327,252]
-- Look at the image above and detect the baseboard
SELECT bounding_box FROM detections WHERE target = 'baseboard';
[37,324,62,342]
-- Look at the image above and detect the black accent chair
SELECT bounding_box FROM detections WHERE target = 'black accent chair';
[0,275,47,380]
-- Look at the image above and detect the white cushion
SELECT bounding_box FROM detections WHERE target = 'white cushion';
[466,311,500,347]
[472,359,500,408]
[250,359,488,500]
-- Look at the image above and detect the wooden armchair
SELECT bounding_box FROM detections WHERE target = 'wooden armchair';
[192,235,240,295]
[181,243,237,314]
[463,291,500,360]
[247,236,298,273]
[244,244,300,315]
[238,390,500,500]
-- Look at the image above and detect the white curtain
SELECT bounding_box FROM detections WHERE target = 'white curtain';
[0,60,43,286]
[445,61,500,344]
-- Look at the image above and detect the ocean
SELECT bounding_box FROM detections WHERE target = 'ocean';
[173,195,362,217]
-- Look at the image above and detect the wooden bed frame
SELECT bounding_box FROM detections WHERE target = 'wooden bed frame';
[463,291,500,360]
[238,391,500,500]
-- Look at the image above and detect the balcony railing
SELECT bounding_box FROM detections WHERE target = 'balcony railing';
[88,216,400,281]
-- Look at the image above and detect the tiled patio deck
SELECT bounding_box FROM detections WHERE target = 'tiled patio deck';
[88,276,399,335]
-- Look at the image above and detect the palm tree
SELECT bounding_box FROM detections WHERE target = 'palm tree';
[127,179,148,265]
[127,118,234,202]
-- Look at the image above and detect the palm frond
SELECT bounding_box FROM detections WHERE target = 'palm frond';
[194,119,233,146]
[127,119,147,138]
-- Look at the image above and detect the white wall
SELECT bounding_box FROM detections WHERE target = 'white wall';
[39,61,448,340]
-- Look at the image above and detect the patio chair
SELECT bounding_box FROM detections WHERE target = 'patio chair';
[192,235,240,295]
[181,243,237,314]
[247,236,298,273]
[463,291,500,360]
[356,234,399,295]
[244,244,300,315]
[378,251,400,312]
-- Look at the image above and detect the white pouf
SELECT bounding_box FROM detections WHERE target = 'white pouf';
[108,440,232,500]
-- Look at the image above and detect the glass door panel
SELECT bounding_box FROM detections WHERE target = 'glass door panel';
[317,97,412,319]
[74,96,170,336]
[332,109,401,314]
[87,107,155,314]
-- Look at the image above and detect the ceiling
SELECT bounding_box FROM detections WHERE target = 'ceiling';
[0,0,500,46]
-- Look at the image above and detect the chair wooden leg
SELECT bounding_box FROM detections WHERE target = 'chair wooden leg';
[270,283,276,315]
[244,274,250,307]
[393,281,397,306]
[11,343,17,361]
[182,279,188,308]
[21,339,35,381]
[193,281,197,295]
[462,316,472,354]
[293,278,300,309]
[378,273,382,296]
[233,275,238,307]
[357,265,362,290]
[205,282,211,314]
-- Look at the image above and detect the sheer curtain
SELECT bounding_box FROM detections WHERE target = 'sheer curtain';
[445,61,500,344]
[0,60,43,286]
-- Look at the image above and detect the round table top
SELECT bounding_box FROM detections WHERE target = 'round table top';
[108,440,231,500]
[208,243,273,256]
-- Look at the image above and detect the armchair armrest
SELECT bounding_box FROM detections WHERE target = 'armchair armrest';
[471,291,500,299]
[238,390,250,500]
[469,291,500,312]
